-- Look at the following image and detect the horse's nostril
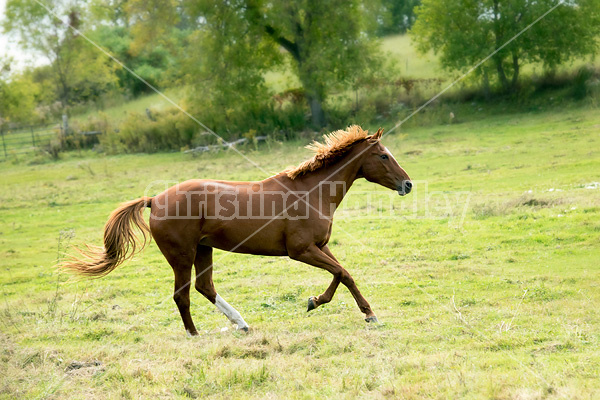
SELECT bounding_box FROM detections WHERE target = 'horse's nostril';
[404,180,412,193]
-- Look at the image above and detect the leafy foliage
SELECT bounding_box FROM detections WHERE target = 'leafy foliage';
[182,0,281,130]
[411,0,600,92]
[89,25,177,96]
[243,0,383,127]
[375,0,421,35]
[1,0,599,135]
[3,0,119,108]
[0,62,40,124]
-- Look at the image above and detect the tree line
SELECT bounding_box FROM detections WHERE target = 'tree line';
[1,0,598,134]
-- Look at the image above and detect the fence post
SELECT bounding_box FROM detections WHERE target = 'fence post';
[1,125,7,159]
[31,126,36,147]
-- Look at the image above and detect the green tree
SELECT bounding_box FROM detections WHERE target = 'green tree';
[411,0,600,93]
[91,0,191,95]
[89,25,178,96]
[376,0,421,36]
[89,0,130,28]
[184,1,278,126]
[245,0,380,127]
[128,0,382,128]
[2,0,118,108]
[0,60,40,124]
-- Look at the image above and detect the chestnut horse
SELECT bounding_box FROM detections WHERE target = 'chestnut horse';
[61,126,412,335]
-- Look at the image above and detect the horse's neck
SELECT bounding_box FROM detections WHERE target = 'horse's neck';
[308,148,364,214]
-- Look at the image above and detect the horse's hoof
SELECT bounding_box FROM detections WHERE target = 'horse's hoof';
[307,297,317,312]
[365,315,379,323]
[238,326,250,333]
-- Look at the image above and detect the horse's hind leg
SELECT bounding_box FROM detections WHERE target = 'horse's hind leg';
[156,245,198,336]
[193,245,249,331]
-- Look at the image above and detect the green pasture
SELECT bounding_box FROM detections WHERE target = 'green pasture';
[1,104,599,399]
[381,34,440,79]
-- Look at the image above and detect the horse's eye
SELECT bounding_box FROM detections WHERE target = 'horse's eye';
[380,154,389,160]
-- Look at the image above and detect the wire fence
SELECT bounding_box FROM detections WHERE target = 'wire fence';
[0,123,61,160]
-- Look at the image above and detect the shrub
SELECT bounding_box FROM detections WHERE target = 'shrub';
[100,109,198,153]
[65,113,112,151]
[99,100,311,154]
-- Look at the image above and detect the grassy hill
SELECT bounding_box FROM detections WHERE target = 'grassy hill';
[381,34,440,79]
[1,102,599,398]
[71,88,185,125]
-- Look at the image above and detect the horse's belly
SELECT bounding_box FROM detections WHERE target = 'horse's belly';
[200,218,288,256]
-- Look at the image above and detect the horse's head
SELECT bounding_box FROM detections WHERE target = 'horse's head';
[358,128,412,196]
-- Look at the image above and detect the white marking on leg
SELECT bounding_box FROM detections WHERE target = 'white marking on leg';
[214,294,249,330]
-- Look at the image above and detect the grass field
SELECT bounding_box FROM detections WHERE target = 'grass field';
[381,34,440,79]
[1,101,599,398]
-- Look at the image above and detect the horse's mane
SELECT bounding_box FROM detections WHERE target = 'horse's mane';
[286,125,383,179]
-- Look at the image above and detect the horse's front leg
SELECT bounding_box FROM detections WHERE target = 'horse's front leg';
[289,244,377,323]
[306,245,341,310]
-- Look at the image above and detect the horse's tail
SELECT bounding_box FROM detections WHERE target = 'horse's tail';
[60,197,153,278]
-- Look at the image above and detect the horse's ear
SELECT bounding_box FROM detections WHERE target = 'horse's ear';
[370,128,384,141]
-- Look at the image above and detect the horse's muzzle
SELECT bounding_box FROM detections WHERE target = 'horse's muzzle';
[397,180,412,196]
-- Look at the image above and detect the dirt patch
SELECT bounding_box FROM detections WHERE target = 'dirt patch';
[65,360,104,377]
[521,198,551,207]
[473,195,561,219]
[214,345,268,359]
[531,341,574,354]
